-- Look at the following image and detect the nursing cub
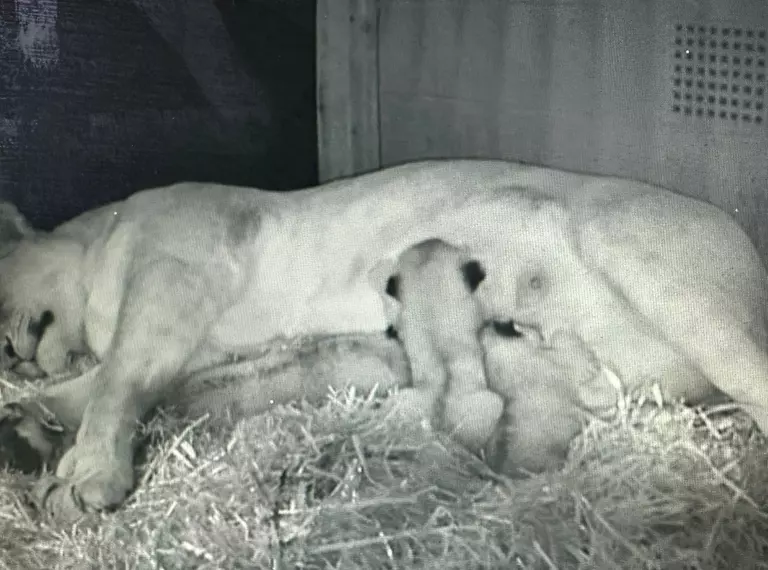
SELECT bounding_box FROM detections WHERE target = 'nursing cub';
[382,238,504,451]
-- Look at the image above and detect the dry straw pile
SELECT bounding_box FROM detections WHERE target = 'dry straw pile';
[1,365,768,569]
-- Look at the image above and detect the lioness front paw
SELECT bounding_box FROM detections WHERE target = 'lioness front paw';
[32,446,134,522]
[0,402,71,474]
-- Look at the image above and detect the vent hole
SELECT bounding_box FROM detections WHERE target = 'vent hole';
[672,24,767,125]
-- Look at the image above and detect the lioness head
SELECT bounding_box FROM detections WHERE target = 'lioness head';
[0,202,51,376]
[0,308,54,375]
[0,232,88,377]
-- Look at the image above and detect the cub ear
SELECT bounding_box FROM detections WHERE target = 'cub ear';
[461,260,486,293]
[27,310,54,340]
[385,274,401,300]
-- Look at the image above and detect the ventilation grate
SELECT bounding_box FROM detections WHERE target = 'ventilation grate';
[672,24,766,124]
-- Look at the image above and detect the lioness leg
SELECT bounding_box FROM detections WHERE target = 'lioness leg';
[179,333,410,420]
[31,367,102,430]
[668,319,768,433]
[36,260,228,521]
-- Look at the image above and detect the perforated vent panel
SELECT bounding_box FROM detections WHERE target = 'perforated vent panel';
[672,24,766,124]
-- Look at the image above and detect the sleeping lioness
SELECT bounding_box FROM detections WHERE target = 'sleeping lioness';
[1,159,768,522]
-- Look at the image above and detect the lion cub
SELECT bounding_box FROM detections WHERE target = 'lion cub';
[482,324,617,475]
[382,238,503,452]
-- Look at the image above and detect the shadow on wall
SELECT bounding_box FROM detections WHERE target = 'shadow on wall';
[0,0,317,230]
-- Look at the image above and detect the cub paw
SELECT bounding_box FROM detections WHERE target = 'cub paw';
[486,437,568,478]
[33,445,134,522]
[546,330,600,373]
[547,329,622,410]
[443,390,504,451]
[386,387,439,429]
[0,402,72,474]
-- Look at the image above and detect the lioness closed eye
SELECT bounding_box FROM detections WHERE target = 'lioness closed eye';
[381,238,504,452]
[1,158,768,522]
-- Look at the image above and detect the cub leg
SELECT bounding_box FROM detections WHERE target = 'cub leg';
[387,386,443,427]
[442,389,504,453]
[35,260,229,521]
[385,325,447,425]
[441,343,504,452]
[400,325,448,392]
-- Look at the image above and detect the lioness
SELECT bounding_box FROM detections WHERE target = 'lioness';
[0,159,767,522]
[379,238,504,452]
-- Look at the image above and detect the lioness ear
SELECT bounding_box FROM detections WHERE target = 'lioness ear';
[368,257,396,291]
[385,274,401,300]
[0,203,33,239]
[461,260,486,293]
[0,202,34,258]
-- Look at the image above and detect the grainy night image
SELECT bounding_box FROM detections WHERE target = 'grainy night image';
[0,2,767,569]
[0,0,317,228]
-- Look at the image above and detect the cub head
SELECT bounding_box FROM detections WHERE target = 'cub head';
[380,238,487,339]
[386,258,485,297]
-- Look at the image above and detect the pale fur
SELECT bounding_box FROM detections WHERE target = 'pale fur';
[0,159,765,521]
[482,326,617,475]
[383,238,503,452]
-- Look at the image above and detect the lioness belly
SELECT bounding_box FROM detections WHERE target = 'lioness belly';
[209,194,574,350]
[586,329,712,404]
